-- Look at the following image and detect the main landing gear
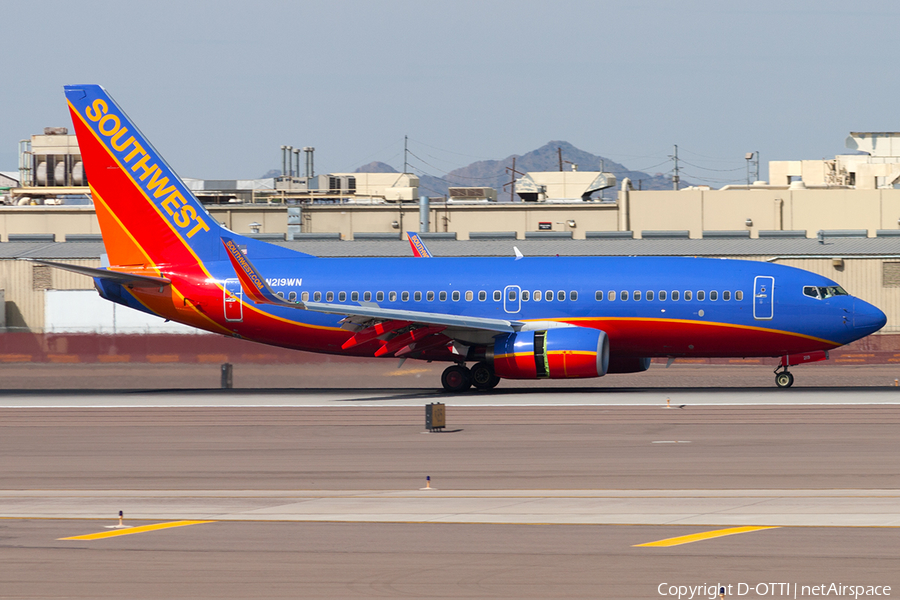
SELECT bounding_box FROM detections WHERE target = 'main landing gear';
[774,365,794,388]
[441,362,501,393]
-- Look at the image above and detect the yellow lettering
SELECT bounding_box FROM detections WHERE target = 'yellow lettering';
[110,128,134,151]
[85,98,108,122]
[174,204,196,228]
[146,169,176,196]
[130,152,153,175]
[161,192,182,217]
[186,217,211,238]
[123,141,145,163]
[98,114,120,136]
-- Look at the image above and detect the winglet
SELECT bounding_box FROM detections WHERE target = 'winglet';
[406,232,433,258]
[221,236,292,306]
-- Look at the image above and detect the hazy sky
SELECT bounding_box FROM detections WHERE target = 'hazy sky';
[3,0,898,185]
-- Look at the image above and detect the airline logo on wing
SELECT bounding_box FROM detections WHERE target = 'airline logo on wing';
[72,90,211,240]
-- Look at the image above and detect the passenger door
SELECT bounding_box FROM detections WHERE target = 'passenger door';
[224,278,243,322]
[753,276,774,320]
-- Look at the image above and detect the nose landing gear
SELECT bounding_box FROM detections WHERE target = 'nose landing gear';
[774,366,794,388]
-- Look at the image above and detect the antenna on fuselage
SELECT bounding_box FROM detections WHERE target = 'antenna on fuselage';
[514,246,524,260]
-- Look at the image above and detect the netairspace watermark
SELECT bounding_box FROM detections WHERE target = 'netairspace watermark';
[658,582,892,599]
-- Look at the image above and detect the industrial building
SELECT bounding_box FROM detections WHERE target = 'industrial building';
[3,129,900,349]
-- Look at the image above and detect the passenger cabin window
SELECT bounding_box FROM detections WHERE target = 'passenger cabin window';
[478,291,487,301]
[339,291,346,302]
[508,289,517,301]
[301,291,309,301]
[620,290,629,301]
[414,291,422,301]
[646,290,654,301]
[659,290,667,301]
[570,291,577,301]
[326,291,334,301]
[723,291,731,301]
[376,291,384,302]
[439,291,447,301]
[557,291,565,301]
[697,291,705,301]
[364,291,372,301]
[277,291,284,299]
[465,291,473,301]
[351,291,359,302]
[633,290,641,301]
[452,291,460,301]
[427,291,435,301]
[595,291,603,301]
[684,290,692,301]
[608,290,616,301]
[313,291,321,301]
[401,291,409,301]
[522,290,530,301]
[546,290,553,302]
[710,290,718,301]
[494,291,502,301]
[389,291,397,302]
[288,291,297,302]
[534,290,542,301]
[736,290,743,301]
[671,290,679,301]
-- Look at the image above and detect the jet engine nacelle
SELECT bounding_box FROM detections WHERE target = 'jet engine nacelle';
[607,356,652,374]
[492,327,609,379]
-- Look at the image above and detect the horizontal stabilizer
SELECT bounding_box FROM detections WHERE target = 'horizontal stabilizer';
[24,259,171,287]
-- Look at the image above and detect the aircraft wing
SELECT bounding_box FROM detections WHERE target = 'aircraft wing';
[221,235,522,356]
[23,259,172,287]
[301,301,522,332]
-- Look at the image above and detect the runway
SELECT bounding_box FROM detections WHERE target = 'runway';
[2,388,899,598]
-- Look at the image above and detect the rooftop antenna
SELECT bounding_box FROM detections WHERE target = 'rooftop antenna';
[404,135,408,174]
[558,147,563,171]
[745,151,759,185]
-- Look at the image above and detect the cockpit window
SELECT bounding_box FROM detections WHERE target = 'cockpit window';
[804,285,849,300]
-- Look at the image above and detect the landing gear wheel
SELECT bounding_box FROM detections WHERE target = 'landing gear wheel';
[470,362,501,390]
[441,364,472,393]
[775,371,794,388]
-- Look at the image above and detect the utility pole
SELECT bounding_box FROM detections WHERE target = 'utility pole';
[672,145,680,191]
[558,147,563,172]
[503,157,525,202]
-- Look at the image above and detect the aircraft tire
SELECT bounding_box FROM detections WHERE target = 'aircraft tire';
[471,362,501,390]
[441,364,472,393]
[775,372,794,388]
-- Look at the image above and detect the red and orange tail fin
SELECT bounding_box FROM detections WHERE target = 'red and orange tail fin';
[65,85,225,271]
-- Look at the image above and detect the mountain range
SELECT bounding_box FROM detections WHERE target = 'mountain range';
[264,141,681,197]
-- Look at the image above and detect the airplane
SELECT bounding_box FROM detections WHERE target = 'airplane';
[40,84,887,392]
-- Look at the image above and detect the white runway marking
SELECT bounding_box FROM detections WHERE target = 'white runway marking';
[4,489,899,528]
[0,388,899,408]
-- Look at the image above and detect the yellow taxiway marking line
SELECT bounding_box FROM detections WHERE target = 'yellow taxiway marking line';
[59,520,215,540]
[634,526,779,547]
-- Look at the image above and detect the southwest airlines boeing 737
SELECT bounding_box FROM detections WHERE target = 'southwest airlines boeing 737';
[40,85,886,391]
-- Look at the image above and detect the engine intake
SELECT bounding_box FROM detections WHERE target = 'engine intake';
[492,327,609,379]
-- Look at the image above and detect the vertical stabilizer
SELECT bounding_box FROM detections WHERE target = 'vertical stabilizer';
[65,85,225,269]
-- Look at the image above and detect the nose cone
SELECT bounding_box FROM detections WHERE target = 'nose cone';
[853,300,887,336]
